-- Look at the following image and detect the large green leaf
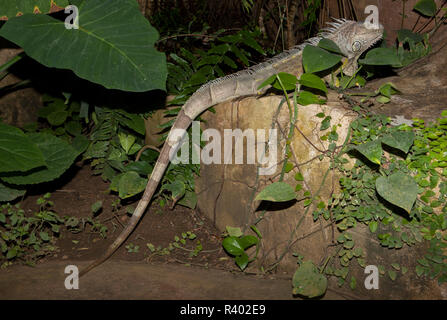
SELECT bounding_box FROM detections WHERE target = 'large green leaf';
[303,45,342,74]
[354,140,383,165]
[222,236,245,256]
[1,133,78,185]
[376,172,419,213]
[0,182,25,202]
[255,182,296,202]
[110,171,147,199]
[0,0,68,20]
[0,122,46,173]
[292,261,328,298]
[318,38,342,55]
[381,131,415,154]
[298,73,328,93]
[413,0,437,17]
[0,0,167,92]
[359,48,401,66]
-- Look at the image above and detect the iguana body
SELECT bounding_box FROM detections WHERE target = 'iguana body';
[80,19,383,276]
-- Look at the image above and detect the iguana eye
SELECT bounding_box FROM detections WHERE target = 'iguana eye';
[352,41,362,52]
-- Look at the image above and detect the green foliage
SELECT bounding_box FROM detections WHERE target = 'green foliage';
[167,29,265,104]
[222,226,260,271]
[314,111,447,285]
[0,0,167,92]
[125,243,140,253]
[255,182,296,202]
[0,122,45,173]
[413,0,437,17]
[292,260,327,298]
[0,193,81,267]
[303,45,342,74]
[0,122,81,201]
[2,133,80,185]
[359,1,440,70]
[146,230,202,258]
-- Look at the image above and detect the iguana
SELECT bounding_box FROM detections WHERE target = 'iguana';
[80,19,384,276]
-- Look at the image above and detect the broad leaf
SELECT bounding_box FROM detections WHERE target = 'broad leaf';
[163,180,186,200]
[0,123,46,173]
[0,182,25,202]
[1,133,78,185]
[299,73,327,93]
[255,182,296,202]
[110,171,147,199]
[359,48,401,66]
[235,252,249,270]
[297,90,325,106]
[238,235,258,250]
[124,161,153,176]
[354,140,383,165]
[0,0,167,92]
[381,131,415,153]
[318,38,342,54]
[397,29,424,44]
[177,190,197,209]
[376,172,419,213]
[226,226,243,238]
[303,45,342,74]
[222,236,244,256]
[292,261,328,298]
[413,0,437,17]
[274,72,298,91]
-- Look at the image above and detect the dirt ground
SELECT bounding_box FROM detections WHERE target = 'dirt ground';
[0,162,327,300]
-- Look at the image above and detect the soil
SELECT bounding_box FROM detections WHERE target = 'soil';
[0,162,316,300]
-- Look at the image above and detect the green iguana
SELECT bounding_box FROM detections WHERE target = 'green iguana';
[80,19,384,276]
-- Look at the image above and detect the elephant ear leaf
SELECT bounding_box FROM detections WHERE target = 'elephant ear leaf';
[0,0,68,20]
[0,0,167,92]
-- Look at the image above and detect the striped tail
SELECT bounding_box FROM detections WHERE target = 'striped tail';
[79,110,193,277]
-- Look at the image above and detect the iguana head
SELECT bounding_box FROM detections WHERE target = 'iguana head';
[324,19,384,76]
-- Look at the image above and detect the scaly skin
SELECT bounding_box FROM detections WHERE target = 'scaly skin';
[79,19,383,277]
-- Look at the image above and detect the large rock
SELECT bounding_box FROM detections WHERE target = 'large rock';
[195,92,446,299]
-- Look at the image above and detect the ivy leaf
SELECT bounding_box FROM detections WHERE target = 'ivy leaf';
[118,133,136,154]
[226,226,243,238]
[177,190,197,209]
[413,0,437,17]
[369,221,378,233]
[320,116,332,131]
[381,131,415,153]
[39,231,50,242]
[376,172,419,213]
[355,140,383,165]
[222,236,244,256]
[235,252,249,270]
[238,235,258,250]
[255,182,296,202]
[110,171,147,199]
[292,261,328,298]
[388,270,397,281]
